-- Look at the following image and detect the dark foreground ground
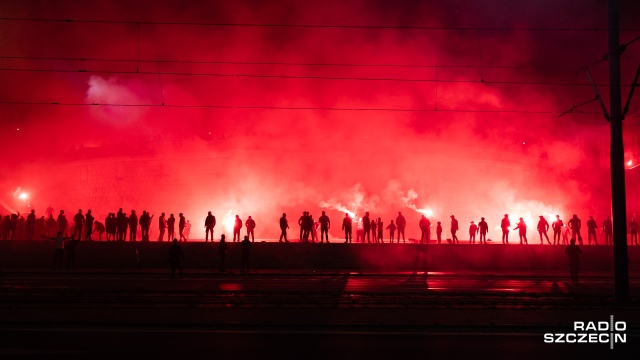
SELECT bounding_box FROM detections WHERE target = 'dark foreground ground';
[1,268,639,359]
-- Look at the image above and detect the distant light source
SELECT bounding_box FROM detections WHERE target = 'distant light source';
[522,142,526,145]
[627,160,633,166]
[18,192,28,200]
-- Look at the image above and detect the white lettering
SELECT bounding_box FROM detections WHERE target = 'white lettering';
[566,333,576,343]
[577,333,588,343]
[615,321,626,331]
[597,321,609,331]
[555,333,565,343]
[599,333,609,343]
[544,333,554,343]
[588,333,598,343]
[615,333,626,343]
[574,321,585,331]
[585,322,597,331]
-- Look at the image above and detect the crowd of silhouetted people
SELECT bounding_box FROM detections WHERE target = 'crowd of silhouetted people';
[1,206,639,247]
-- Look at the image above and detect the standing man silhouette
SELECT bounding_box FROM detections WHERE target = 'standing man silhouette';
[204,211,216,242]
[245,216,256,242]
[586,216,598,245]
[73,209,84,241]
[501,214,510,244]
[469,221,478,244]
[178,213,187,242]
[396,212,406,243]
[342,213,353,243]
[513,217,528,245]
[26,209,36,240]
[158,213,167,242]
[85,209,95,241]
[319,211,330,243]
[565,238,582,283]
[552,215,564,245]
[218,234,228,272]
[241,235,251,274]
[377,218,384,243]
[568,214,582,245]
[537,215,550,245]
[386,220,396,242]
[128,210,138,242]
[629,215,639,245]
[362,212,371,243]
[450,215,459,244]
[233,215,242,242]
[478,217,488,244]
[279,213,289,243]
[169,238,184,278]
[602,216,613,245]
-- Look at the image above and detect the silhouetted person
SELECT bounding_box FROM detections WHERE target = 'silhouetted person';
[106,213,117,241]
[342,213,353,243]
[25,209,36,240]
[630,215,639,245]
[377,218,384,243]
[396,212,406,243]
[128,210,138,241]
[419,215,430,244]
[312,216,319,243]
[46,215,58,237]
[537,215,550,245]
[602,216,613,245]
[35,216,46,240]
[501,214,510,244]
[436,221,442,244]
[169,238,184,278]
[319,211,330,243]
[45,204,54,218]
[178,213,187,242]
[565,238,582,283]
[355,218,364,243]
[93,220,105,241]
[245,216,256,242]
[233,215,242,242]
[167,214,176,241]
[66,238,80,270]
[139,211,151,241]
[303,213,313,243]
[219,234,228,272]
[513,217,527,244]
[158,213,167,241]
[117,208,127,241]
[72,209,84,240]
[184,220,191,240]
[204,211,216,242]
[298,212,306,241]
[241,235,251,274]
[386,220,396,242]
[57,210,68,238]
[562,226,571,245]
[552,215,564,245]
[362,212,371,243]
[469,221,478,244]
[450,215,459,244]
[279,213,289,242]
[84,209,94,241]
[568,214,582,245]
[586,216,598,245]
[478,217,488,244]
[43,232,72,271]
[370,218,378,243]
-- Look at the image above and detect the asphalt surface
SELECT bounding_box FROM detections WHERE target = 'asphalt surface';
[1,269,639,359]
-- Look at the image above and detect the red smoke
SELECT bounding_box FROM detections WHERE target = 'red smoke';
[1,0,639,241]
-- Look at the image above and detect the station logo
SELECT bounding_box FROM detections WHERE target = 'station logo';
[543,315,626,349]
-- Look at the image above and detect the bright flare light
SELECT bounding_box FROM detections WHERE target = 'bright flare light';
[18,193,28,200]
[223,210,234,235]
[628,160,633,166]
[416,208,434,217]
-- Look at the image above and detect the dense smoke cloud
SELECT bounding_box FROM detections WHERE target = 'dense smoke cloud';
[0,0,639,240]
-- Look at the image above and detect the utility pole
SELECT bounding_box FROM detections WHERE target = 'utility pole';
[608,0,629,302]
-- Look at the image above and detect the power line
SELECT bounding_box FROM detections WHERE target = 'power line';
[0,100,624,115]
[0,67,628,87]
[1,17,639,31]
[0,55,588,71]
